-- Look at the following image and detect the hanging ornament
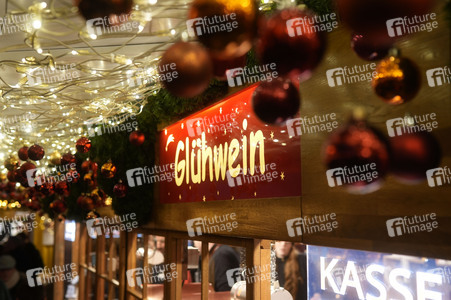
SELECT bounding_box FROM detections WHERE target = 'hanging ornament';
[323,114,390,194]
[18,146,29,161]
[211,54,247,80]
[389,130,441,184]
[66,170,80,184]
[336,0,436,42]
[76,137,92,153]
[129,130,145,146]
[86,210,101,220]
[188,0,258,59]
[113,181,127,198]
[91,189,107,206]
[77,0,133,22]
[101,161,117,178]
[83,173,96,189]
[257,8,326,82]
[7,171,16,182]
[252,78,300,125]
[351,33,391,61]
[49,151,62,165]
[77,195,95,211]
[37,182,54,196]
[50,199,67,214]
[55,181,70,196]
[18,162,36,180]
[159,42,213,98]
[28,144,45,161]
[61,153,76,166]
[81,160,98,173]
[4,156,19,171]
[372,54,421,105]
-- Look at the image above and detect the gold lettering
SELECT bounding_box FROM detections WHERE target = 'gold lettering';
[228,139,240,177]
[201,133,213,181]
[191,146,201,184]
[175,141,185,186]
[213,143,228,181]
[250,131,265,175]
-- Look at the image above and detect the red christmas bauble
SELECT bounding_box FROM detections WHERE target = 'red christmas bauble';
[323,118,390,194]
[76,137,92,153]
[28,144,45,161]
[101,161,117,178]
[37,182,54,196]
[7,171,16,182]
[50,199,67,214]
[351,33,391,61]
[55,181,70,196]
[61,153,76,166]
[257,8,327,82]
[66,170,80,184]
[18,162,36,180]
[211,54,247,80]
[129,130,145,146]
[113,182,127,198]
[18,146,29,161]
[336,0,436,42]
[81,160,98,173]
[252,78,300,125]
[159,42,213,98]
[389,131,441,184]
[372,56,421,105]
[188,0,258,59]
[77,195,95,211]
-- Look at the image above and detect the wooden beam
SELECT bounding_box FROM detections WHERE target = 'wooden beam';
[53,218,65,300]
[201,242,209,300]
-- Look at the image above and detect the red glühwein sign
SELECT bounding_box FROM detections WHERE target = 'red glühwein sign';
[158,84,301,203]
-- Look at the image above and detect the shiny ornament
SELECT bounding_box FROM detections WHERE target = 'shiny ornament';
[7,171,16,182]
[91,189,107,206]
[113,182,127,198]
[77,0,133,22]
[18,162,36,180]
[159,42,213,98]
[188,0,258,59]
[389,131,441,184]
[61,153,76,166]
[77,195,95,211]
[129,130,145,146]
[49,151,62,165]
[55,181,70,196]
[257,8,326,82]
[211,54,247,80]
[372,56,421,105]
[28,144,45,161]
[37,182,54,196]
[323,117,390,194]
[66,170,79,184]
[351,33,391,61]
[336,0,436,42]
[252,78,300,125]
[4,156,19,171]
[81,160,98,173]
[50,199,67,214]
[86,210,101,220]
[18,146,29,161]
[101,161,117,178]
[76,137,92,153]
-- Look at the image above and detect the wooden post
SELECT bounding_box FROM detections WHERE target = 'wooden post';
[118,230,127,300]
[142,235,149,300]
[126,231,137,300]
[78,224,87,300]
[53,217,65,300]
[95,233,106,299]
[201,242,209,300]
[245,239,261,300]
[260,240,272,300]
